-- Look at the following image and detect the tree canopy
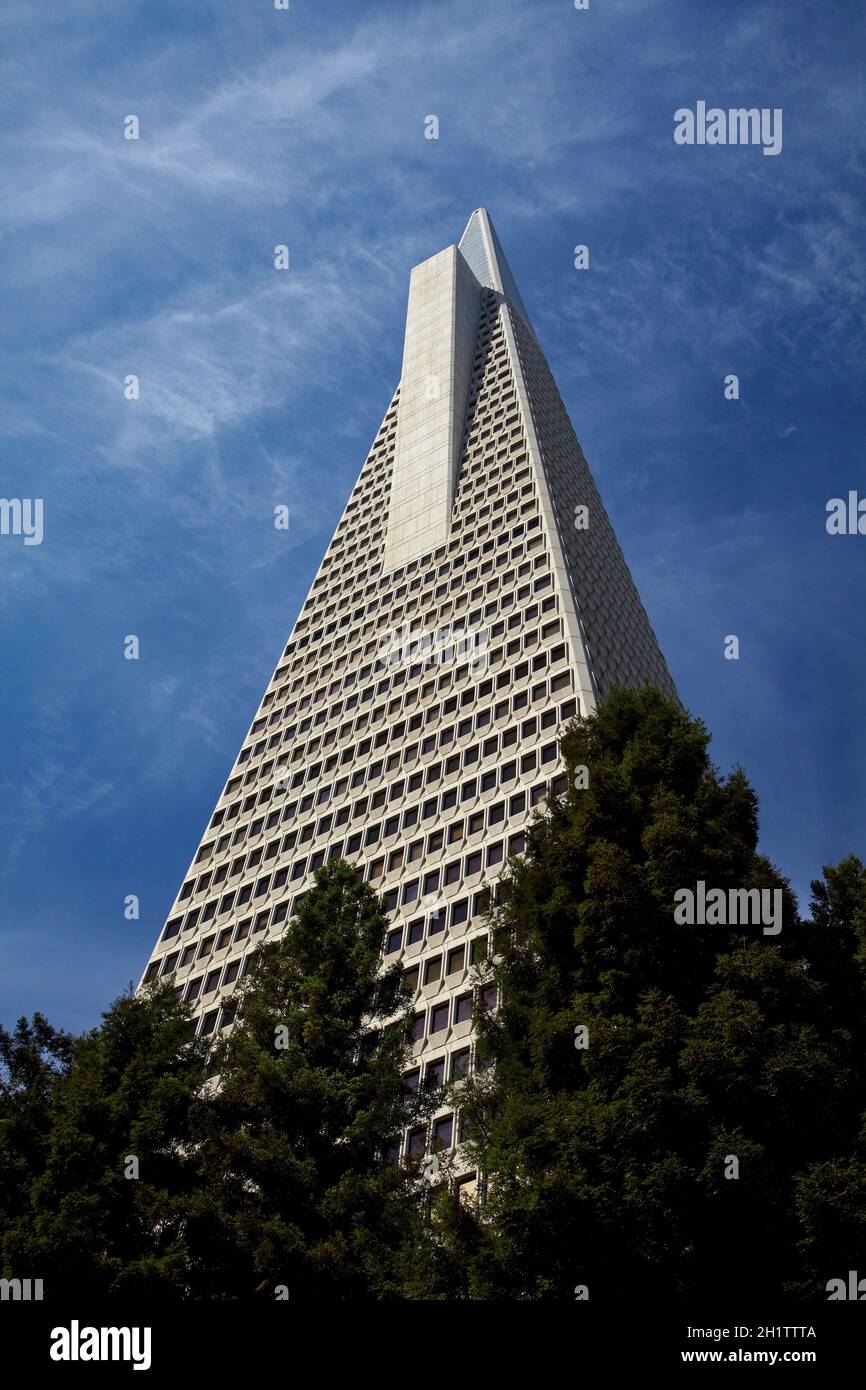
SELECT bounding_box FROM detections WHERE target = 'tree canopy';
[2,690,864,1301]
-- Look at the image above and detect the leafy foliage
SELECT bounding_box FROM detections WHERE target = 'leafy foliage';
[2,694,864,1301]
[455,688,866,1300]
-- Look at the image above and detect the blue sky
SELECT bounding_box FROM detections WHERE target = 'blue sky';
[1,0,864,1034]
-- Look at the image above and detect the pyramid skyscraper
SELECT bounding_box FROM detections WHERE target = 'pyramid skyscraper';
[139,210,676,1185]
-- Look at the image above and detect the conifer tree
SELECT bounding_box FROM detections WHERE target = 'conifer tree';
[0,1013,74,1276]
[0,862,442,1300]
[183,859,433,1299]
[454,688,866,1301]
[1,988,207,1297]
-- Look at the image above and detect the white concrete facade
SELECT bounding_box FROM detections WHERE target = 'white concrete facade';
[383,244,482,571]
[138,210,677,1187]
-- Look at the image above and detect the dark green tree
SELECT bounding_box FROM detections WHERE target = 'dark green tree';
[1,987,207,1297]
[788,855,866,1293]
[0,862,450,1300]
[453,687,866,1301]
[183,859,437,1299]
[7,695,863,1304]
[0,1013,74,1278]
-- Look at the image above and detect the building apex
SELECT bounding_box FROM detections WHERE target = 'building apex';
[458,208,533,329]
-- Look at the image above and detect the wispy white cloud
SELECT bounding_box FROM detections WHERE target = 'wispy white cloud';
[1,0,864,1028]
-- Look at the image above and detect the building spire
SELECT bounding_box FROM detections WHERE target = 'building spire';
[458,208,533,330]
[382,210,538,572]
